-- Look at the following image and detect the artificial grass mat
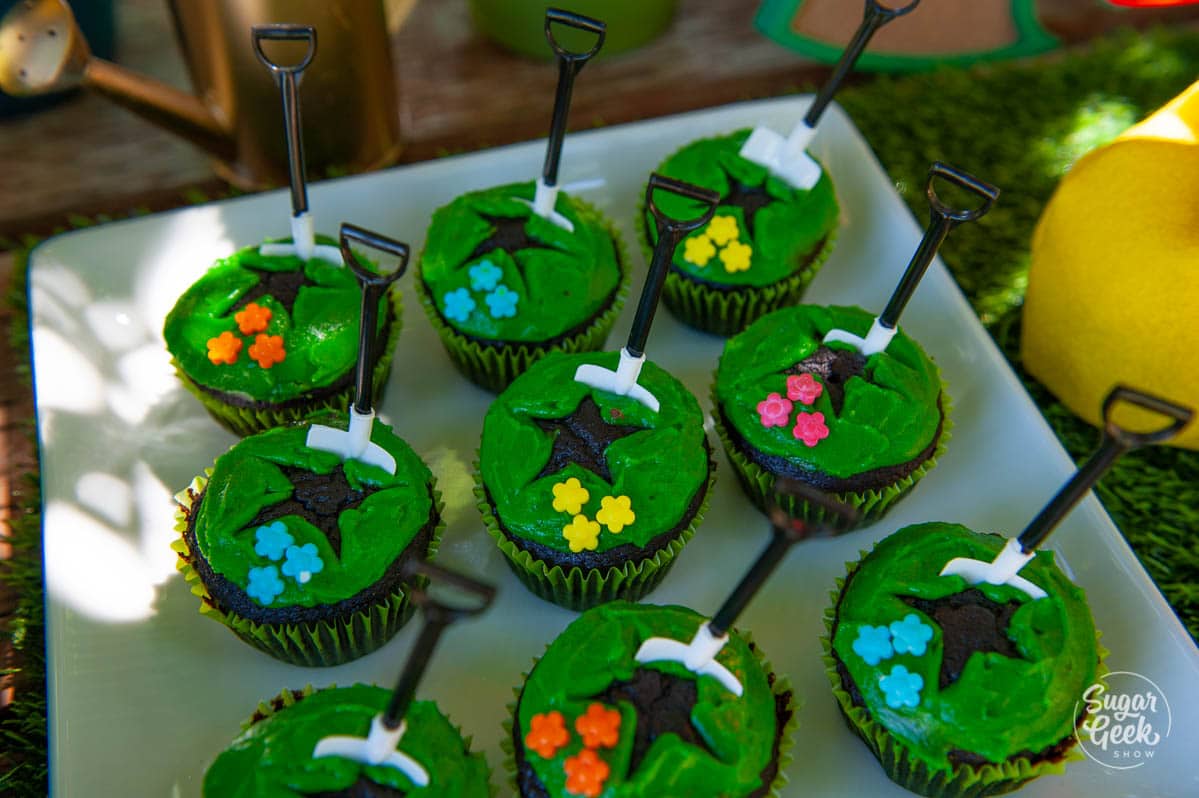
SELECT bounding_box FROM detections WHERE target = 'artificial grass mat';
[2,25,1198,797]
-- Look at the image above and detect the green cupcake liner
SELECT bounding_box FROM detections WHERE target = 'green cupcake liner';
[240,684,318,732]
[501,629,798,797]
[415,198,631,394]
[820,574,1108,798]
[172,473,444,667]
[173,291,404,437]
[710,382,952,532]
[473,456,716,612]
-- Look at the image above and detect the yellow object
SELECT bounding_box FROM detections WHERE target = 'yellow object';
[1023,80,1199,449]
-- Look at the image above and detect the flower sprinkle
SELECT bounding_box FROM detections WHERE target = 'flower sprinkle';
[235,302,272,335]
[852,625,894,666]
[525,711,569,759]
[281,543,324,585]
[562,515,601,553]
[880,665,924,709]
[552,478,590,515]
[248,334,286,368]
[253,522,294,562]
[563,749,610,797]
[786,373,823,405]
[683,234,716,267]
[706,215,740,246]
[595,495,635,534]
[443,288,476,322]
[792,411,830,447]
[574,702,621,749]
[720,240,752,273]
[469,259,503,292]
[757,392,793,428]
[206,331,242,365]
[890,613,933,656]
[246,565,284,606]
[486,285,520,318]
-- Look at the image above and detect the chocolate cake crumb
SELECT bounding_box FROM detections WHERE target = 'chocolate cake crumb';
[597,668,718,777]
[534,397,648,483]
[231,266,310,316]
[788,345,868,415]
[900,590,1026,689]
[468,214,559,264]
[720,174,775,239]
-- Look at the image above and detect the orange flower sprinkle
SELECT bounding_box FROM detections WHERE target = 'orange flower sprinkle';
[525,711,569,759]
[206,331,242,365]
[564,748,610,797]
[235,301,272,335]
[248,334,286,368]
[574,702,621,749]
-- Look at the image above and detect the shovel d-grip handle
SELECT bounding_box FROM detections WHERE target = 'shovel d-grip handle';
[1016,385,1192,554]
[539,8,605,188]
[803,0,922,128]
[544,8,606,63]
[252,24,317,217]
[383,560,496,730]
[251,24,317,74]
[339,223,409,414]
[876,161,998,329]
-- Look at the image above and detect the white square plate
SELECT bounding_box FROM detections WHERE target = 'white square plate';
[30,96,1199,796]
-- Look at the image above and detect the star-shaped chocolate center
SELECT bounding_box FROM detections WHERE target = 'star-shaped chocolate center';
[247,465,371,559]
[720,169,774,240]
[467,214,560,265]
[231,266,309,316]
[901,589,1028,689]
[533,397,648,483]
[786,345,867,416]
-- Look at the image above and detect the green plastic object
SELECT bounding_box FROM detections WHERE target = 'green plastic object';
[468,0,677,59]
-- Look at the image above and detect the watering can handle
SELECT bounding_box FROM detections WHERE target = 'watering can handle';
[251,25,317,76]
[1101,385,1193,448]
[339,224,410,288]
[544,8,606,67]
[927,162,1000,224]
[645,174,720,239]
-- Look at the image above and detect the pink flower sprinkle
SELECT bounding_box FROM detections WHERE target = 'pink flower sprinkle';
[787,373,823,405]
[757,393,794,428]
[792,411,830,447]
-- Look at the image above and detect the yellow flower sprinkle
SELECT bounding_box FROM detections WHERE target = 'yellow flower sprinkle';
[562,515,601,553]
[551,477,590,515]
[595,495,635,534]
[706,215,740,246]
[683,234,716,267]
[721,240,752,273]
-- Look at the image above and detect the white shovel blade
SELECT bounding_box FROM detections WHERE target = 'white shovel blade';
[306,424,397,475]
[739,125,822,190]
[313,717,430,787]
[939,539,1047,600]
[516,179,574,232]
[573,364,660,413]
[824,317,896,356]
[635,637,742,697]
[259,212,343,265]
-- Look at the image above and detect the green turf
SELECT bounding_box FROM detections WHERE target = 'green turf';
[2,26,1198,796]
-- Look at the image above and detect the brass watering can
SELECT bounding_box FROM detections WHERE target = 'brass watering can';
[0,0,411,188]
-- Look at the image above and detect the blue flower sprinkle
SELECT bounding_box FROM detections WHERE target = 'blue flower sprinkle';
[879,665,924,709]
[253,521,294,561]
[281,543,324,585]
[851,625,894,666]
[469,259,503,292]
[485,284,519,319]
[443,288,476,322]
[246,565,285,606]
[890,613,933,656]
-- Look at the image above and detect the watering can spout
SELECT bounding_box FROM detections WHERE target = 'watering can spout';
[0,0,235,161]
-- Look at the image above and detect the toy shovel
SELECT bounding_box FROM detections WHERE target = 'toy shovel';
[517,8,605,232]
[306,223,408,473]
[940,386,1192,600]
[313,561,496,785]
[825,162,998,356]
[574,174,718,412]
[636,482,858,696]
[252,25,340,265]
[740,0,921,189]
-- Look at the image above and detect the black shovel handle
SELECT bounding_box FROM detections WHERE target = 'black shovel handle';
[382,561,496,729]
[540,9,605,187]
[803,0,921,128]
[707,482,858,637]
[252,24,317,217]
[339,223,409,414]
[1016,385,1192,553]
[877,162,998,329]
[627,175,719,357]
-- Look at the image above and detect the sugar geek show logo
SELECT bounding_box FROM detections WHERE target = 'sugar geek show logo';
[1075,671,1172,769]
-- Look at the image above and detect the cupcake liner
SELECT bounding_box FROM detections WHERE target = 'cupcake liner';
[240,684,318,732]
[473,456,716,612]
[415,198,630,393]
[174,290,403,437]
[821,572,1109,798]
[636,199,838,338]
[502,629,798,797]
[711,382,952,531]
[172,474,444,667]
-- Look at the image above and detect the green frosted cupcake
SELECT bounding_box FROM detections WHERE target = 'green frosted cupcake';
[824,522,1104,797]
[204,684,492,797]
[416,181,628,392]
[712,304,948,530]
[476,351,713,611]
[644,130,839,337]
[509,601,795,797]
[172,412,441,666]
[163,238,400,437]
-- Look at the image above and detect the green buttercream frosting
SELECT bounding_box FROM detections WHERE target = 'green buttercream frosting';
[204,685,490,797]
[419,182,622,342]
[832,522,1099,772]
[193,414,433,609]
[518,602,778,797]
[715,305,943,479]
[163,237,389,404]
[649,129,839,288]
[480,351,708,555]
